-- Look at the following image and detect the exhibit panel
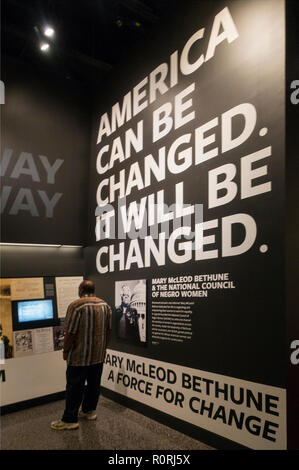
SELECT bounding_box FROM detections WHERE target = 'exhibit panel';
[1,0,298,452]
[85,0,287,449]
[0,275,83,407]
[101,349,286,450]
[1,351,66,407]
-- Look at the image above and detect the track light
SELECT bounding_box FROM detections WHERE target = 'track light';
[116,17,142,28]
[44,27,55,38]
[40,42,50,52]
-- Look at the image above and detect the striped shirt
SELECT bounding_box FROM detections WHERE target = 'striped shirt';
[64,296,112,366]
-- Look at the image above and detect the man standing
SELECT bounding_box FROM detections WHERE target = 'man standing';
[51,280,112,430]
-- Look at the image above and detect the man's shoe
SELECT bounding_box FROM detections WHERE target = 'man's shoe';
[79,410,97,420]
[50,419,79,430]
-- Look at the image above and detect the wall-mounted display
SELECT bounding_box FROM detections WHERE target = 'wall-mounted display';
[12,298,57,331]
[17,299,54,323]
[86,0,288,450]
[1,276,81,410]
[13,330,34,357]
[13,327,54,358]
[10,278,44,301]
[32,327,54,356]
[114,280,147,345]
[0,275,82,359]
[55,276,83,318]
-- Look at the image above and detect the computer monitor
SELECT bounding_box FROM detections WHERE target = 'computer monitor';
[12,298,58,331]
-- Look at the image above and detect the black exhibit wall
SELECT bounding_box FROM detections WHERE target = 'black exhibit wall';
[1,56,91,246]
[1,0,298,452]
[0,245,85,279]
[85,0,288,450]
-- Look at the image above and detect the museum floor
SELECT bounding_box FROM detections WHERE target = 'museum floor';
[0,395,214,451]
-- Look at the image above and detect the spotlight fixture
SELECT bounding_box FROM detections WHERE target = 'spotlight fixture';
[115,17,141,28]
[40,42,50,52]
[44,26,55,37]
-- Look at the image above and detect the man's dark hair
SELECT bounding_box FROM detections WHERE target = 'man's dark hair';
[79,280,95,295]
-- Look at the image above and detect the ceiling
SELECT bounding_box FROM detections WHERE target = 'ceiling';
[2,0,299,88]
[1,0,174,86]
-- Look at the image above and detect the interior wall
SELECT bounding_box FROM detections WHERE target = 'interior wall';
[85,0,286,450]
[1,0,294,451]
[0,45,91,412]
[1,56,91,246]
[0,245,85,279]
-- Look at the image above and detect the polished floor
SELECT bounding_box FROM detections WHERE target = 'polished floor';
[0,395,214,450]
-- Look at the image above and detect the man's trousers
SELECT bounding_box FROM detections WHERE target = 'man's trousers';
[62,362,104,423]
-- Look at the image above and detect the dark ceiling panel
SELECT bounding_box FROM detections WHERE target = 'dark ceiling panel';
[1,0,174,86]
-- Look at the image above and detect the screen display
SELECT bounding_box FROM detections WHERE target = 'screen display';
[17,299,54,323]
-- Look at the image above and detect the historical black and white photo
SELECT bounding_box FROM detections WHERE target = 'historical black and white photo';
[114,280,147,344]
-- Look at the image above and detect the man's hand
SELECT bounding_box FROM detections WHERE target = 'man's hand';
[63,332,76,361]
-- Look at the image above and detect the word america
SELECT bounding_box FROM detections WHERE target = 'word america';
[96,6,239,145]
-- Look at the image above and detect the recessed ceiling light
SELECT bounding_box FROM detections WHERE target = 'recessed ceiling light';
[40,42,50,52]
[44,27,55,37]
